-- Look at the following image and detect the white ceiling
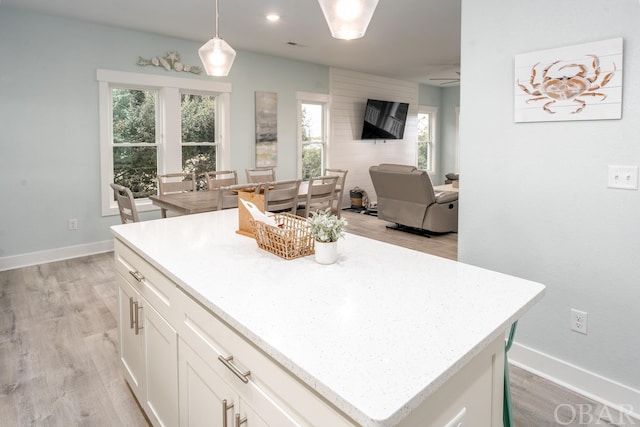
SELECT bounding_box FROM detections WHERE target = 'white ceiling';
[2,0,461,85]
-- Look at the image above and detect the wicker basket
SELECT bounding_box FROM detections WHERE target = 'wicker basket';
[250,213,315,260]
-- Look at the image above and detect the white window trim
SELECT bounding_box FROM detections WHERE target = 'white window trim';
[296,91,331,179]
[97,69,231,217]
[417,105,438,176]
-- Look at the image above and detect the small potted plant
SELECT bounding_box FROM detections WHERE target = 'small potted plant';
[306,209,348,264]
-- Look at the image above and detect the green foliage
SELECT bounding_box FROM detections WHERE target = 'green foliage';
[306,209,348,242]
[181,94,215,143]
[302,145,322,180]
[182,146,216,190]
[112,89,156,143]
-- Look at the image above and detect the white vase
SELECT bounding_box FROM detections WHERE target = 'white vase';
[314,241,338,265]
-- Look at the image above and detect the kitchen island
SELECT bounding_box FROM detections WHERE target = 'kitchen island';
[111,208,544,427]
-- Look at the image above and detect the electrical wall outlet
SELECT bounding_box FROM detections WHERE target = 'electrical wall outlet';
[571,309,588,334]
[68,218,78,231]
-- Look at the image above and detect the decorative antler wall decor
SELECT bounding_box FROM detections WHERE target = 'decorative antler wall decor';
[137,51,203,75]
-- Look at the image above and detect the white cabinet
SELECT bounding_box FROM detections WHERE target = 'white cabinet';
[117,275,144,395]
[115,241,179,427]
[175,290,317,427]
[178,338,239,427]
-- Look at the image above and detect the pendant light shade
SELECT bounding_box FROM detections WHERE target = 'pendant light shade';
[317,0,379,40]
[199,0,236,76]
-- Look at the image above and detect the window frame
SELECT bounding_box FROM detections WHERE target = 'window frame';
[416,105,438,175]
[98,69,231,216]
[296,92,330,180]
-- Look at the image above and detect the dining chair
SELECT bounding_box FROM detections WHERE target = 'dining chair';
[260,179,302,215]
[110,183,139,224]
[216,183,251,210]
[324,168,348,218]
[245,167,276,184]
[301,175,338,218]
[157,172,196,217]
[205,170,238,190]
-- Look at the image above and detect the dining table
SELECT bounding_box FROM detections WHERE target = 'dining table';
[149,190,222,216]
[149,181,312,217]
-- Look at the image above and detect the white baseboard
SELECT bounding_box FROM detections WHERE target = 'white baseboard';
[509,342,640,420]
[0,240,114,272]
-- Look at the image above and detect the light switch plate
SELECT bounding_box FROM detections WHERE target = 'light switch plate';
[608,165,638,190]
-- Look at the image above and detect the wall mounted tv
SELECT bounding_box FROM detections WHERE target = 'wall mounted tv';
[361,99,409,140]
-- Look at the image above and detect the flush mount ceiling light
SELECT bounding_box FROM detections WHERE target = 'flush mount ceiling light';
[317,0,379,40]
[266,13,280,22]
[198,0,236,76]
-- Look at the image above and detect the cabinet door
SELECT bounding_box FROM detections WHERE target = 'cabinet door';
[143,300,179,427]
[117,274,144,396]
[179,338,239,427]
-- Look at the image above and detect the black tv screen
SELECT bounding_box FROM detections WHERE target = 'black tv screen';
[361,99,409,140]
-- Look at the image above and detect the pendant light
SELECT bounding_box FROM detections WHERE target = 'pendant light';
[317,0,379,40]
[198,0,236,76]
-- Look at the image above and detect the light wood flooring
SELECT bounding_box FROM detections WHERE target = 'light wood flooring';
[0,211,636,426]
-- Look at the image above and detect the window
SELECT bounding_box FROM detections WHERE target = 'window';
[297,92,330,180]
[112,88,158,198]
[181,92,217,190]
[98,70,231,216]
[417,106,437,174]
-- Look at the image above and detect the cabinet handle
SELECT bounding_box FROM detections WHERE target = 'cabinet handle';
[235,414,247,427]
[129,270,144,282]
[218,355,251,384]
[133,301,143,335]
[222,399,234,427]
[129,297,135,329]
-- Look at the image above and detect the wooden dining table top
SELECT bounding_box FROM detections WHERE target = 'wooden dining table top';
[149,182,311,216]
[149,190,222,215]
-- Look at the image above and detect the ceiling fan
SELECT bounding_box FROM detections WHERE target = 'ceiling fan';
[429,71,460,85]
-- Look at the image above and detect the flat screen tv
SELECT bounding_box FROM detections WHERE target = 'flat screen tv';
[361,99,409,140]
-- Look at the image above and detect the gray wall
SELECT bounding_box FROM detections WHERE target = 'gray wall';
[0,7,328,259]
[460,0,639,394]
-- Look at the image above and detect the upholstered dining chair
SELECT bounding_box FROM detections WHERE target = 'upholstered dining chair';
[205,170,238,190]
[324,168,348,218]
[110,183,139,224]
[260,179,302,215]
[245,167,275,184]
[156,172,196,217]
[301,175,338,218]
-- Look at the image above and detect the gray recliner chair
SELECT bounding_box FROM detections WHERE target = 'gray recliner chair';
[369,164,458,233]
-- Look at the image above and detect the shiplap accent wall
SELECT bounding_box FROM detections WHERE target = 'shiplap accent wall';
[329,68,418,206]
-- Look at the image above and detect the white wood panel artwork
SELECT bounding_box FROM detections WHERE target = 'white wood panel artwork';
[515,38,623,123]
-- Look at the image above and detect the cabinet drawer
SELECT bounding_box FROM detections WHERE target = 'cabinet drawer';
[176,289,355,427]
[114,239,177,322]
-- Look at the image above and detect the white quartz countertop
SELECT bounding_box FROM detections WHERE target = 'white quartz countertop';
[112,209,545,427]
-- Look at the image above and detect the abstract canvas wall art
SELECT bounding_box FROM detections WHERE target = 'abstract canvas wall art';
[515,38,623,123]
[255,92,278,167]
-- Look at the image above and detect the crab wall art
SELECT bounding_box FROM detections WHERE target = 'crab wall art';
[514,38,623,123]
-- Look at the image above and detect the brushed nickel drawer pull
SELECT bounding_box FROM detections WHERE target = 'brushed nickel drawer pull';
[133,301,143,335]
[218,355,251,383]
[129,270,144,282]
[222,399,234,427]
[235,414,247,427]
[129,297,135,329]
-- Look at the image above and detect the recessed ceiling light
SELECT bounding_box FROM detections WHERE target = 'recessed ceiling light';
[266,14,280,22]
